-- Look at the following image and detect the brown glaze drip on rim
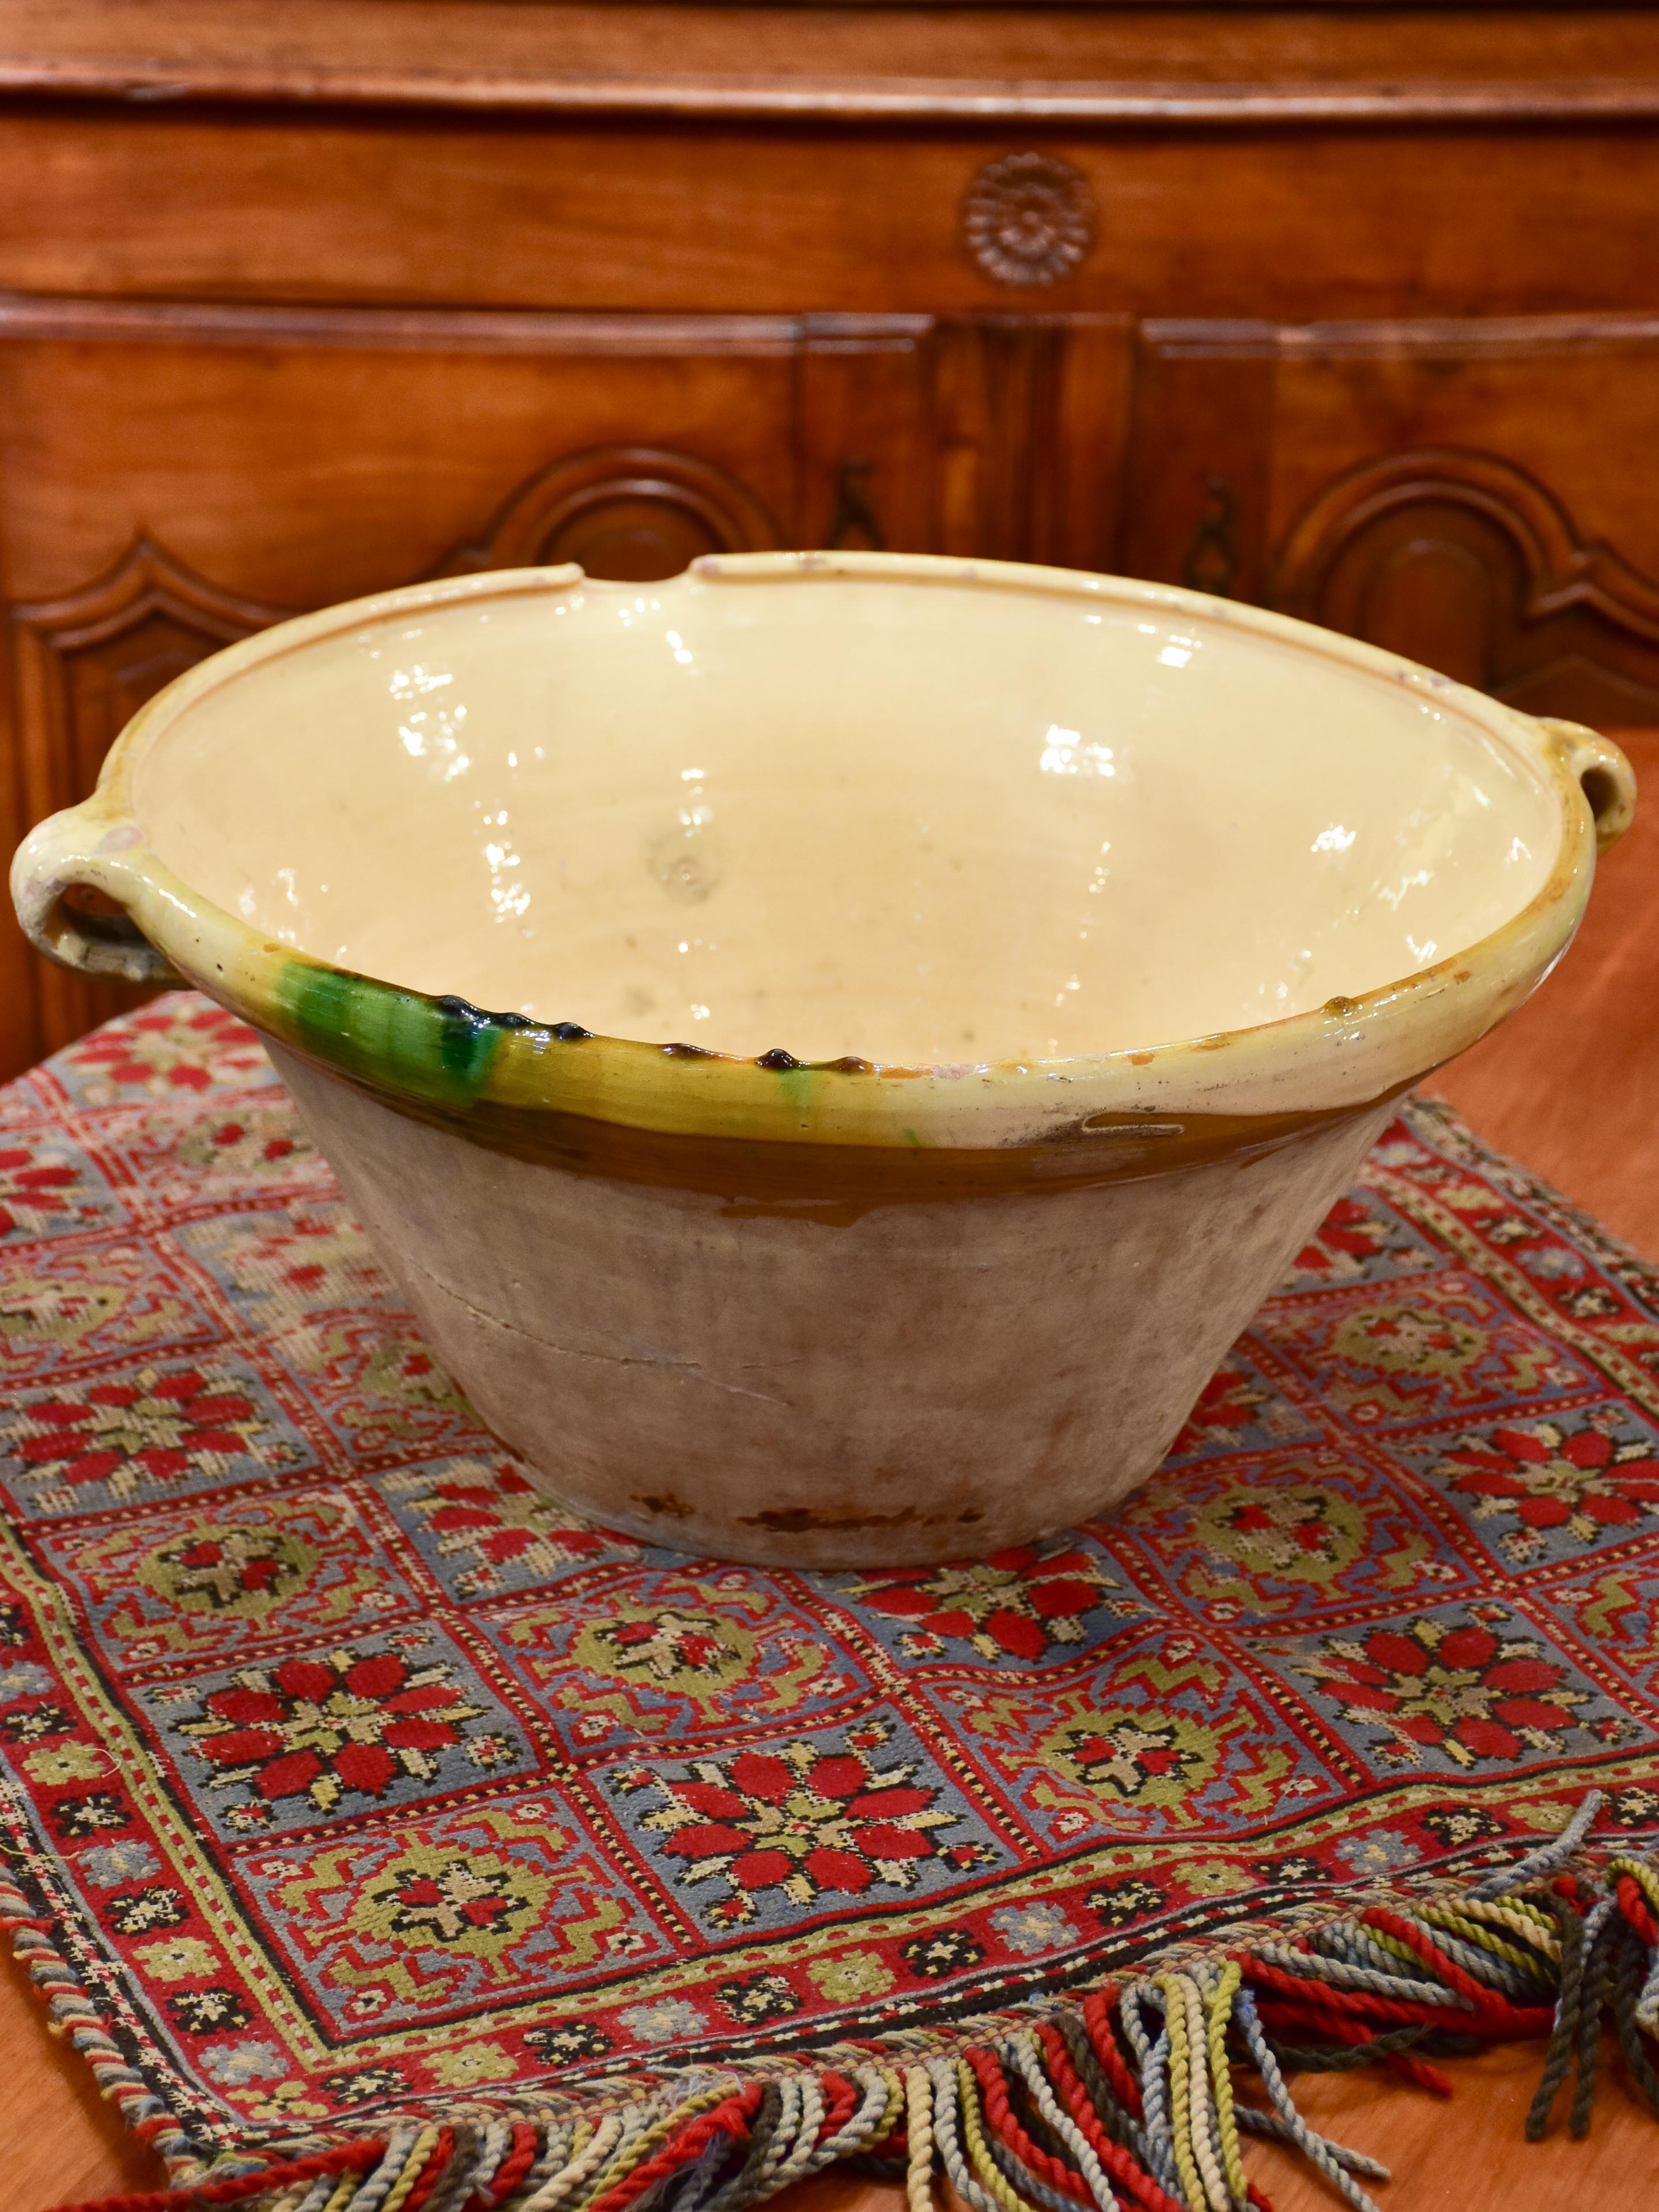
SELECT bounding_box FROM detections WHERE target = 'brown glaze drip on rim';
[288,1046,1412,1224]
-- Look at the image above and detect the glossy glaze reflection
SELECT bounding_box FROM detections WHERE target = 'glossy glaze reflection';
[129,563,1559,1068]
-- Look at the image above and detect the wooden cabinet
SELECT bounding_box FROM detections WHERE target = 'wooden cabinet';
[5,1,1659,1077]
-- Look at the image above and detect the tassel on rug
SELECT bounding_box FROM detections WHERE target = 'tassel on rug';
[37,1794,1659,2212]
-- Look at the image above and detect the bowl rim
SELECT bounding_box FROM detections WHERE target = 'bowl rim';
[10,550,1633,1155]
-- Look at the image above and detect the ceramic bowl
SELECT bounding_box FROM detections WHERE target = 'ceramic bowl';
[12,553,1635,1565]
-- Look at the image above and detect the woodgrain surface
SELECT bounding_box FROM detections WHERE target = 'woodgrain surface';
[4,732,1657,2206]
[10,0,1659,119]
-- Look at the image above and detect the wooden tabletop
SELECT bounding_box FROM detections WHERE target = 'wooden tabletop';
[7,728,1659,2210]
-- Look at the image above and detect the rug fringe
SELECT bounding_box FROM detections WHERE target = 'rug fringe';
[35,1795,1659,2212]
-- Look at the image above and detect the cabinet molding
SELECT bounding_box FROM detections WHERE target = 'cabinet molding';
[7,58,1659,128]
[0,294,803,357]
[436,446,783,583]
[11,536,293,822]
[1273,448,1659,722]
[10,538,295,1048]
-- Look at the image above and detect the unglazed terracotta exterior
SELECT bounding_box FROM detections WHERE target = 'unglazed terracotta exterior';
[11,554,1637,1564]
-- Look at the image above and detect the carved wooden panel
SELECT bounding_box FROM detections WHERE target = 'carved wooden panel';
[1115,322,1276,599]
[437,445,781,583]
[793,313,1131,573]
[12,536,292,818]
[923,315,1133,568]
[10,539,294,1051]
[1273,449,1659,723]
[1117,313,1659,724]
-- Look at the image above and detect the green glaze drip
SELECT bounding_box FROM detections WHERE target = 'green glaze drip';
[433,996,505,1091]
[774,1061,821,1124]
[274,962,510,1109]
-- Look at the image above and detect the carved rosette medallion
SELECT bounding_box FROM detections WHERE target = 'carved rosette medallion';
[961,153,1096,288]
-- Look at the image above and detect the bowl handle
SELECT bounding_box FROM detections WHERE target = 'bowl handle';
[9,799,178,982]
[1539,718,1638,854]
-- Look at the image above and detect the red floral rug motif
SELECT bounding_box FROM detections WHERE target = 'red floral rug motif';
[2,996,1658,2212]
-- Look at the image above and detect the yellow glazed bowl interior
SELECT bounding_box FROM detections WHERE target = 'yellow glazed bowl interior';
[108,562,1575,1062]
[13,551,1633,1156]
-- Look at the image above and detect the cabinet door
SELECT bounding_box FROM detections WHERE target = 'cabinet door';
[0,300,805,1069]
[1118,313,1659,724]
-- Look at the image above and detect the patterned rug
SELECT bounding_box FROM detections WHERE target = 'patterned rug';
[3,995,1659,2212]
